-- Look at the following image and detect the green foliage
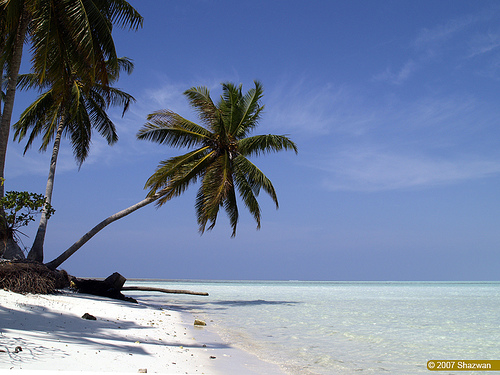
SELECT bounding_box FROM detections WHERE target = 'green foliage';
[13,59,135,166]
[137,81,298,237]
[0,191,55,233]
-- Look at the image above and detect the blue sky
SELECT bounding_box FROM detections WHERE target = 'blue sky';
[6,0,500,280]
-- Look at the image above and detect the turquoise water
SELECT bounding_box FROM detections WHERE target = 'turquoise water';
[125,281,500,374]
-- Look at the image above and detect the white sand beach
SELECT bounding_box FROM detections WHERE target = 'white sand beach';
[0,289,285,374]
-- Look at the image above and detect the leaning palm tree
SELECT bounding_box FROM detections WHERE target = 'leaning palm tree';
[14,59,135,262]
[45,81,297,270]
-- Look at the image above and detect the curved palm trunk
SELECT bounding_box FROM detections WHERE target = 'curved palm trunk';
[27,120,65,262]
[45,195,157,270]
[0,9,29,258]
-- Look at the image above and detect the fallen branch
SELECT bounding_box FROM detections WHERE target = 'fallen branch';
[121,286,209,296]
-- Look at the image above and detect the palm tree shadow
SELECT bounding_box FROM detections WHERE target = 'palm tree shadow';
[156,298,300,313]
[213,299,299,307]
[0,302,148,365]
[0,294,231,367]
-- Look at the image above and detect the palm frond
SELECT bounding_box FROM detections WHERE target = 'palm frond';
[16,73,52,91]
[80,0,119,78]
[219,82,242,137]
[13,90,60,153]
[116,56,134,76]
[31,0,94,87]
[85,90,118,145]
[66,100,92,166]
[91,84,135,116]
[233,155,279,207]
[41,107,64,152]
[97,0,144,30]
[138,110,211,148]
[223,185,239,236]
[196,153,237,235]
[145,147,214,201]
[238,134,298,157]
[183,86,220,130]
[234,80,265,138]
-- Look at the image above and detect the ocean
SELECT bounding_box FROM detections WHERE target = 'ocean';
[125,280,500,374]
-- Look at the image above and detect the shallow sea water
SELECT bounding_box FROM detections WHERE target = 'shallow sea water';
[126,281,500,375]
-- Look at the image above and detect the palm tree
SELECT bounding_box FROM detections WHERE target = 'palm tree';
[0,0,142,257]
[13,59,135,262]
[45,81,297,270]
[0,2,30,258]
[0,0,142,178]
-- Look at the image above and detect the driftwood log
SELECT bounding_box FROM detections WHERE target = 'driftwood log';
[70,276,138,303]
[121,286,209,296]
[71,272,209,302]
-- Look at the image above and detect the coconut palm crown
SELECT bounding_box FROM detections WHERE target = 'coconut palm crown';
[13,58,135,166]
[137,81,297,237]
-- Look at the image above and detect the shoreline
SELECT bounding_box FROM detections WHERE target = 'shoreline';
[0,289,285,374]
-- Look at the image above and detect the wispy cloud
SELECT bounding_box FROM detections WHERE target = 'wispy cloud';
[289,84,499,192]
[413,15,477,48]
[467,32,500,58]
[372,60,418,85]
[374,7,500,85]
[318,148,500,192]
[5,141,78,179]
[266,77,380,137]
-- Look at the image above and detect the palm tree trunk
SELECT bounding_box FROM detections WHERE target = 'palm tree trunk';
[27,119,65,262]
[0,7,29,190]
[0,8,29,257]
[45,195,157,270]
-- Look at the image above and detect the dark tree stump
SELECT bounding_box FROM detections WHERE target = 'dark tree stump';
[70,274,137,303]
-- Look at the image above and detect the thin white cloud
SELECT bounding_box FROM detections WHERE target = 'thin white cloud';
[318,148,500,192]
[375,7,500,85]
[5,141,78,179]
[413,15,477,49]
[467,32,500,58]
[293,86,498,192]
[80,77,252,169]
[265,78,377,137]
[372,60,418,85]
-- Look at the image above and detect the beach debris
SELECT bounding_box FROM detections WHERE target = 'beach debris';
[105,272,126,290]
[14,346,22,353]
[70,272,207,302]
[194,319,206,326]
[70,275,137,303]
[82,313,97,320]
[122,285,209,296]
[138,369,147,373]
[0,261,70,294]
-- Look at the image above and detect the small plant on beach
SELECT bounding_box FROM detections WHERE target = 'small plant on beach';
[0,191,55,248]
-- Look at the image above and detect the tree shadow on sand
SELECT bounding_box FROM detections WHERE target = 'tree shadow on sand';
[0,293,230,367]
[149,298,300,313]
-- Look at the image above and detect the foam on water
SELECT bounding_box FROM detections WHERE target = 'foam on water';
[126,281,500,374]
